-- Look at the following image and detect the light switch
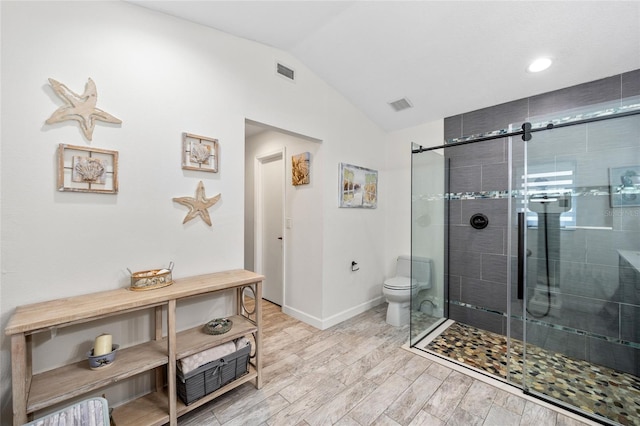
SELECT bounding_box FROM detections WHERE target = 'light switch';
[285,218,293,229]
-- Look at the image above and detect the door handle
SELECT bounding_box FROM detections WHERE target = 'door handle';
[277,237,283,240]
[517,212,524,300]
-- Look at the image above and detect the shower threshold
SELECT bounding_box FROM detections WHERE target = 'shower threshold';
[411,321,640,426]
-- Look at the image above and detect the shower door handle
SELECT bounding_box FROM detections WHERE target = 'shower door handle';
[517,212,525,300]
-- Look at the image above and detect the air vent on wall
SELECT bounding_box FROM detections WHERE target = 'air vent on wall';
[276,62,295,81]
[388,97,413,112]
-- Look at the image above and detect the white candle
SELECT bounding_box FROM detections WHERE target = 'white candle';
[94,334,112,356]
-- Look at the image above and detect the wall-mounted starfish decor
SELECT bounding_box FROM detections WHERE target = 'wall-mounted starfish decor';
[173,181,221,226]
[45,78,122,141]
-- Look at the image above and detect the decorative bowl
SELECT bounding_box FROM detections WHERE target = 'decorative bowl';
[87,344,119,370]
[203,318,232,335]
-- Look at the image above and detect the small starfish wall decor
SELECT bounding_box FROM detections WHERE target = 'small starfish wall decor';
[173,181,221,226]
[45,78,122,141]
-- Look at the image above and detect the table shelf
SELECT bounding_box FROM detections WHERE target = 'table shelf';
[28,339,167,413]
[6,269,263,426]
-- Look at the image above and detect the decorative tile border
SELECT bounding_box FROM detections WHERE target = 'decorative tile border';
[446,101,640,145]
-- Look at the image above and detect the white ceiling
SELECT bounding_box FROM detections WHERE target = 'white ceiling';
[129,1,640,132]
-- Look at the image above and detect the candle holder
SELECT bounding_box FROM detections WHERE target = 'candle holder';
[87,344,119,370]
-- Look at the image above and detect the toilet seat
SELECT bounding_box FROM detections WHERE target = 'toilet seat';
[383,276,415,290]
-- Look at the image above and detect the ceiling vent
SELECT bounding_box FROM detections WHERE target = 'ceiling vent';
[276,62,295,81]
[388,97,413,112]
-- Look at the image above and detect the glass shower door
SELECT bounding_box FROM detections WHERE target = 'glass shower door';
[410,144,447,345]
[520,112,640,424]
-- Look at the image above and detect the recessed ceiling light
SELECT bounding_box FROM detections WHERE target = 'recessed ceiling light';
[527,57,552,73]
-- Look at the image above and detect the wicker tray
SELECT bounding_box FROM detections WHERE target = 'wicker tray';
[177,343,251,405]
[127,262,174,291]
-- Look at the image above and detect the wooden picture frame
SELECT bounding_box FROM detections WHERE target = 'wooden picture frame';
[182,133,218,173]
[57,144,118,194]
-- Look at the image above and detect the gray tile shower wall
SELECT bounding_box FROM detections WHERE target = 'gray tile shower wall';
[444,71,640,143]
[442,69,640,375]
[528,75,621,118]
[444,114,463,141]
[445,139,510,334]
[621,69,640,98]
[462,99,529,137]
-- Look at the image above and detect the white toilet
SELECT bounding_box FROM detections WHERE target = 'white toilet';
[383,255,432,326]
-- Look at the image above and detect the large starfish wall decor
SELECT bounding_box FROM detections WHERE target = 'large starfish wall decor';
[46,78,122,141]
[173,181,221,226]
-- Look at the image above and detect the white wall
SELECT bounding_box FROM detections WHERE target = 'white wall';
[0,0,389,419]
[320,127,388,325]
[385,120,444,282]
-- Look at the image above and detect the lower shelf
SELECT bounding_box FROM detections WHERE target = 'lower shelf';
[28,340,167,413]
[110,390,168,426]
[110,366,258,426]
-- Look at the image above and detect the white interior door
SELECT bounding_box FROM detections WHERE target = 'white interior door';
[258,153,284,305]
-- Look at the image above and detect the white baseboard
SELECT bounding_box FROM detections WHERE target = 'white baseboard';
[281,305,324,329]
[322,296,386,330]
[283,296,385,330]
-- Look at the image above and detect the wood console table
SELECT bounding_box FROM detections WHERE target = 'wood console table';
[5,269,263,426]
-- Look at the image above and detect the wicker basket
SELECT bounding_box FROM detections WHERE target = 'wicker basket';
[177,344,251,405]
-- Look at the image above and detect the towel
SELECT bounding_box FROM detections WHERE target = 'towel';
[235,336,250,350]
[26,397,108,426]
[178,341,236,374]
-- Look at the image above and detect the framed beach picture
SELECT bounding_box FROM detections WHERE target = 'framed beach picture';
[339,163,378,208]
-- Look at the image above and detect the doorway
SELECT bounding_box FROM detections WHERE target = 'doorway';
[255,151,285,306]
[244,119,323,323]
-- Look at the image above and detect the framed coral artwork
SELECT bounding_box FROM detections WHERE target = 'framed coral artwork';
[182,133,218,172]
[57,144,118,194]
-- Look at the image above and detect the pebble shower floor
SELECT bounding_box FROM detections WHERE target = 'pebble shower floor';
[426,322,640,426]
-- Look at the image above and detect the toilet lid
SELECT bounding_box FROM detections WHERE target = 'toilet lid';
[383,276,415,290]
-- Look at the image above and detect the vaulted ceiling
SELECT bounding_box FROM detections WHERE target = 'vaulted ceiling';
[129,1,640,132]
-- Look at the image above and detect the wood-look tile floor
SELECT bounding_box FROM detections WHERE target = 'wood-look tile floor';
[177,301,591,426]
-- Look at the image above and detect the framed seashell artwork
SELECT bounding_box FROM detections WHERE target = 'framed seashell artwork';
[182,132,218,173]
[57,144,118,193]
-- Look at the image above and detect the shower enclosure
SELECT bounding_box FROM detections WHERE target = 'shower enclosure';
[410,99,640,425]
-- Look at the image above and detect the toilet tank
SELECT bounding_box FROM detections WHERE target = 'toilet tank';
[396,255,432,288]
